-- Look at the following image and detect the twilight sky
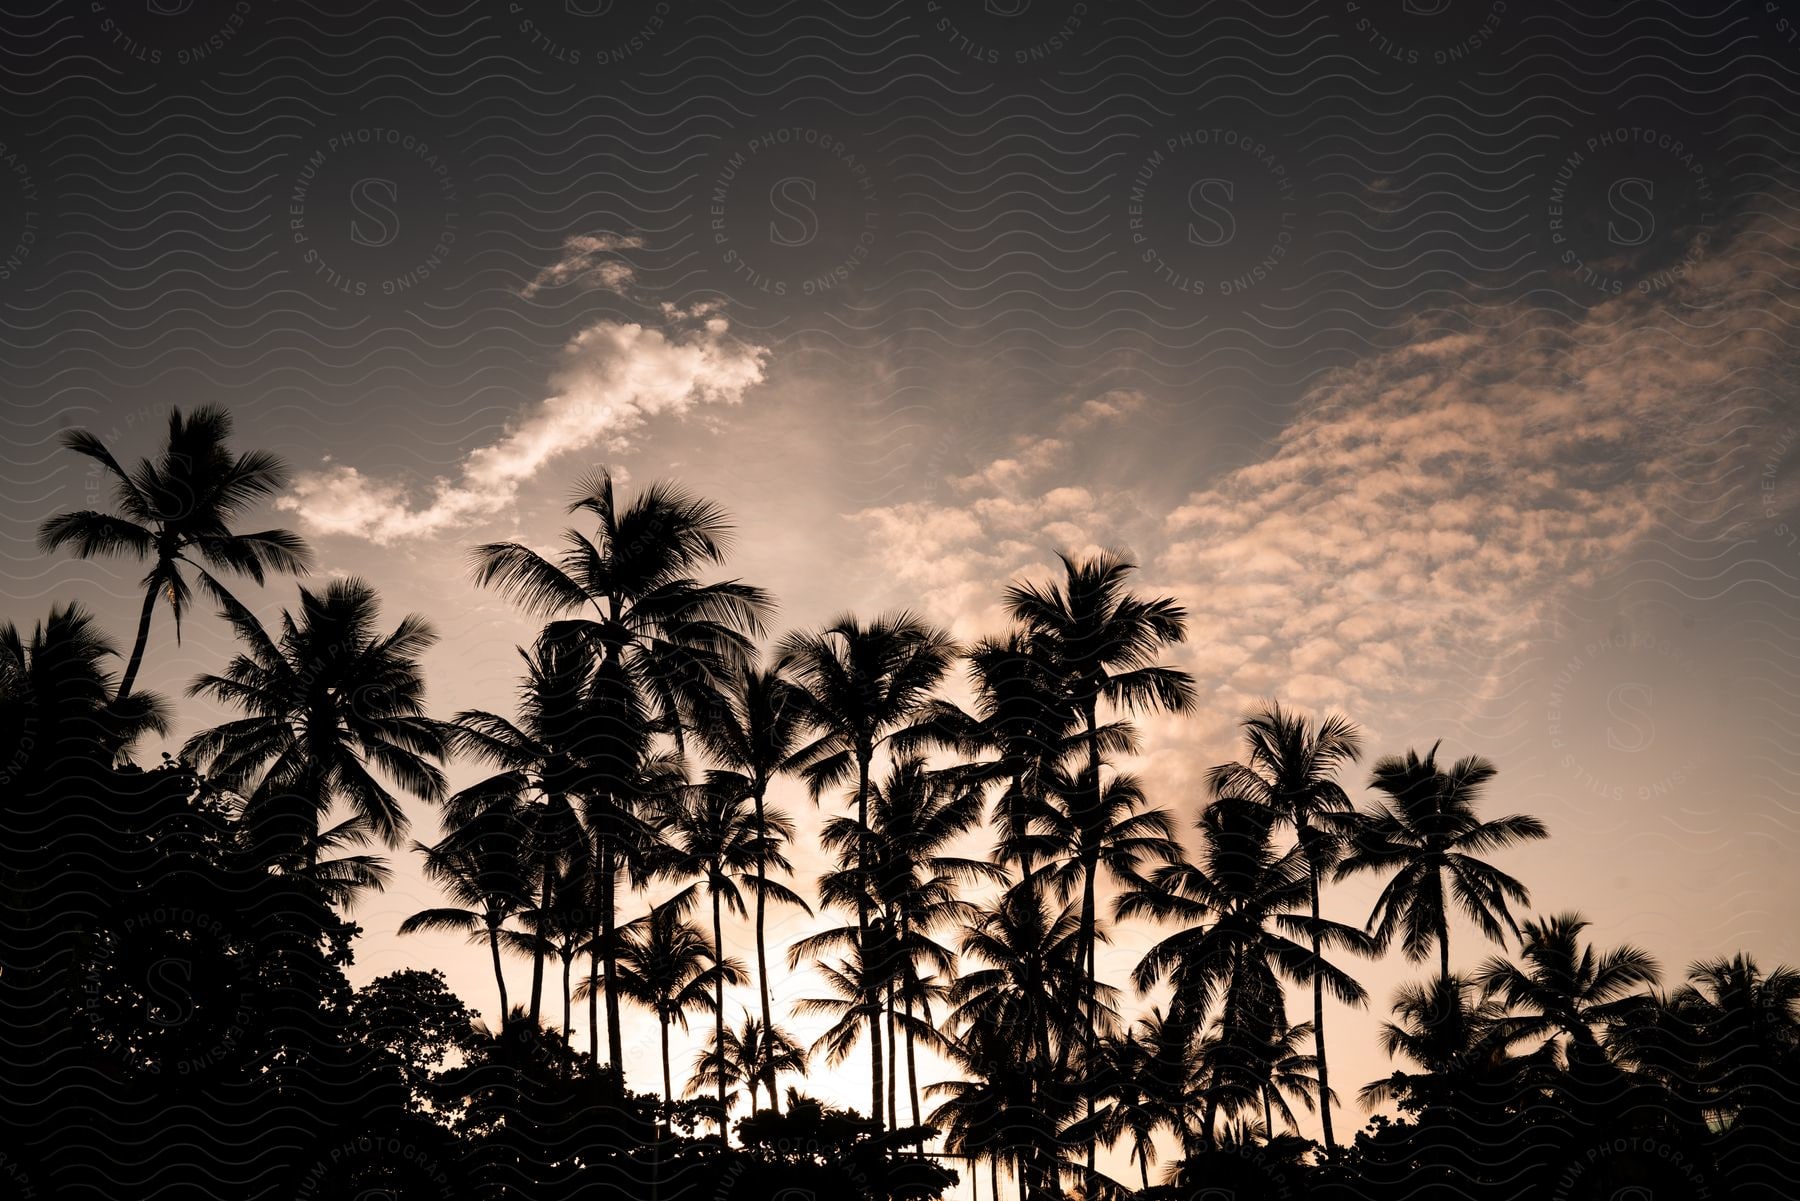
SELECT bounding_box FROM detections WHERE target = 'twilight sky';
[5,0,1800,1152]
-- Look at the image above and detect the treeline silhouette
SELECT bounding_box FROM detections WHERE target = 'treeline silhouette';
[2,406,1794,1200]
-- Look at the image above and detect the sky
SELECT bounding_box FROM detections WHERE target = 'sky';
[5,0,1800,1175]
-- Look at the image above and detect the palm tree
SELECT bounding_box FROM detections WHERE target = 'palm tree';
[689,1011,808,1118]
[1360,974,1532,1110]
[0,603,169,772]
[655,773,808,1124]
[400,812,531,1018]
[1003,551,1195,1176]
[781,612,958,1127]
[1473,912,1660,1068]
[1208,701,1366,1150]
[442,634,603,1029]
[831,755,1003,1131]
[1083,1018,1192,1191]
[1126,801,1369,1146]
[946,880,1100,1197]
[183,579,448,877]
[1663,954,1800,1127]
[689,660,816,1111]
[471,470,770,1071]
[1335,743,1548,984]
[38,406,311,699]
[604,891,742,1109]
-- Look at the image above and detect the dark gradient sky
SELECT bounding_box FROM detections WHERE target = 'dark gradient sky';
[5,0,1799,1149]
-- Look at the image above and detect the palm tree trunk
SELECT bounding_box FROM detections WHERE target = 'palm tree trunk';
[886,979,898,1133]
[856,747,884,1129]
[1309,860,1335,1152]
[989,1156,998,1201]
[1440,920,1451,986]
[602,842,624,1071]
[114,580,159,701]
[562,950,574,1041]
[488,920,509,1020]
[661,1014,673,1106]
[588,942,600,1065]
[1263,1082,1274,1141]
[753,783,779,1113]
[530,858,552,1023]
[713,883,728,1135]
[904,989,922,1136]
[1081,704,1101,1183]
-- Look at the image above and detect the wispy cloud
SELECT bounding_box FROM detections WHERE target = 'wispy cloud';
[279,238,766,543]
[850,211,1789,720]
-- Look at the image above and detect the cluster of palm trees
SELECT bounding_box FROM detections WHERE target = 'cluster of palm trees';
[19,405,1799,1200]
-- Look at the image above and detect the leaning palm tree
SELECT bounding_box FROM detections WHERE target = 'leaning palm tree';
[182,579,448,879]
[400,810,531,1018]
[690,659,816,1110]
[38,406,311,699]
[0,602,169,772]
[655,773,809,1124]
[1208,701,1367,1150]
[1335,743,1548,984]
[471,470,770,1071]
[1003,550,1196,1177]
[1473,912,1660,1068]
[780,612,958,1127]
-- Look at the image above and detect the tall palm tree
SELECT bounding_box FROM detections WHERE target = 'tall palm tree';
[689,660,816,1111]
[471,470,770,1072]
[444,634,606,1030]
[183,579,448,877]
[400,812,531,1018]
[1473,912,1660,1066]
[1003,550,1195,1176]
[1335,743,1548,984]
[38,406,311,699]
[656,773,809,1124]
[781,612,958,1127]
[0,602,169,772]
[603,890,743,1109]
[1208,701,1367,1150]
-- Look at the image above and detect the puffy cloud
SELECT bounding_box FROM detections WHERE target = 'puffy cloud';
[280,313,767,543]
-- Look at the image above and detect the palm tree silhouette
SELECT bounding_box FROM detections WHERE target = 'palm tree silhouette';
[689,659,816,1110]
[443,634,603,1029]
[1208,701,1368,1150]
[401,812,531,1018]
[183,579,447,875]
[1473,912,1660,1071]
[1,603,170,770]
[1127,800,1368,1147]
[604,889,742,1110]
[781,612,958,1128]
[1003,550,1195,1180]
[38,406,311,700]
[1360,973,1533,1109]
[1336,743,1547,984]
[695,1011,807,1114]
[470,470,770,1071]
[655,772,808,1125]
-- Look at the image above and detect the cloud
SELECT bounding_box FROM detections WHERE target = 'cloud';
[279,312,767,543]
[848,207,1795,725]
[519,232,645,298]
